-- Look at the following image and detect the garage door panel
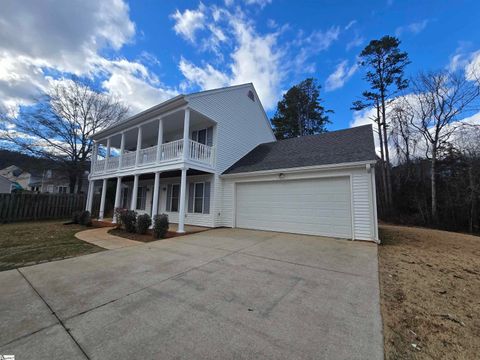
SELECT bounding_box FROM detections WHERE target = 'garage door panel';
[235,177,352,238]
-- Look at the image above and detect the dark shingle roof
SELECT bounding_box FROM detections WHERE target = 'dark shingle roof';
[223,125,376,175]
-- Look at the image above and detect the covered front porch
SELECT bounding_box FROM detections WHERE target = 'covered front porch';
[86,168,215,233]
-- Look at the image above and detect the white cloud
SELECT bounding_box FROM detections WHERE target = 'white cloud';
[171,3,207,42]
[296,26,340,51]
[325,60,358,91]
[345,20,357,30]
[395,19,429,37]
[176,7,286,109]
[346,33,364,51]
[173,3,341,110]
[244,0,272,8]
[0,0,177,116]
[179,58,230,90]
[465,51,480,80]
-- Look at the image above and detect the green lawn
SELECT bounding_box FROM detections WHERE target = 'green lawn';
[0,221,104,271]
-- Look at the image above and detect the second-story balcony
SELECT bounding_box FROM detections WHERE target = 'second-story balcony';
[91,107,216,177]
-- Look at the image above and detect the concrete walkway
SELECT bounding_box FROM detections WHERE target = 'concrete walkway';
[75,227,141,250]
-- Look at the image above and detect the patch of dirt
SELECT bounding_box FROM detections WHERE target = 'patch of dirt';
[379,225,480,360]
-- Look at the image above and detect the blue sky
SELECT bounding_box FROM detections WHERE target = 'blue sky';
[1,0,479,131]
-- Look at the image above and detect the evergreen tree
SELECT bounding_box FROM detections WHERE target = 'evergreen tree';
[271,78,331,139]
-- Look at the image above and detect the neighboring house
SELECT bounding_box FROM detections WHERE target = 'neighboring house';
[0,165,88,193]
[30,169,89,194]
[0,175,13,193]
[0,165,40,191]
[87,83,378,242]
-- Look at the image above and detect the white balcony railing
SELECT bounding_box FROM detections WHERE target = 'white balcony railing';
[122,151,136,168]
[138,145,158,165]
[159,139,183,162]
[106,157,119,171]
[92,139,213,175]
[93,159,105,173]
[189,139,214,166]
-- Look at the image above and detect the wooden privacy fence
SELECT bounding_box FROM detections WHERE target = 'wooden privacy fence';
[0,193,89,223]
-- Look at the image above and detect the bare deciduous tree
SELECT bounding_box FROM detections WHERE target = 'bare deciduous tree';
[0,79,129,193]
[407,71,480,221]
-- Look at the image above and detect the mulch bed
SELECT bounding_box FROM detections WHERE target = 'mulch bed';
[108,227,207,242]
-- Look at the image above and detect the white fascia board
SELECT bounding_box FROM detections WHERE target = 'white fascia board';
[221,160,378,179]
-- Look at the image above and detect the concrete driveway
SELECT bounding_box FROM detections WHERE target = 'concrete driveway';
[0,228,383,360]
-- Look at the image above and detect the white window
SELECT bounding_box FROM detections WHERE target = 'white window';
[47,185,54,193]
[58,186,68,193]
[136,186,147,210]
[121,187,129,208]
[192,127,213,146]
[188,181,210,214]
[166,184,180,212]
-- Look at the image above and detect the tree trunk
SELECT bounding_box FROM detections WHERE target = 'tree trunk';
[376,105,388,214]
[468,163,475,233]
[431,151,437,224]
[69,175,77,194]
[76,172,84,194]
[380,93,393,211]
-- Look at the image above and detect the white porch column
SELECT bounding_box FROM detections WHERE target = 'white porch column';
[156,118,163,162]
[118,132,125,169]
[135,127,143,166]
[152,171,161,218]
[182,108,190,161]
[113,176,122,223]
[99,178,108,220]
[86,180,94,212]
[130,174,139,210]
[177,167,188,233]
[91,142,98,174]
[104,137,111,171]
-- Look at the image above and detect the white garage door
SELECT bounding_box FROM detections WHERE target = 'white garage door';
[235,177,352,238]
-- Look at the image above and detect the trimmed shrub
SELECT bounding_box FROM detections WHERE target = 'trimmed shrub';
[114,208,125,226]
[72,211,81,224]
[79,211,92,227]
[153,214,169,239]
[136,214,152,235]
[120,210,137,233]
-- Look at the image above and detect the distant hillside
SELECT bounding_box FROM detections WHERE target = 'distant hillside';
[0,149,55,174]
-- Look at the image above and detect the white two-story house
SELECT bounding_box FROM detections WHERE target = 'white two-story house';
[86,83,379,242]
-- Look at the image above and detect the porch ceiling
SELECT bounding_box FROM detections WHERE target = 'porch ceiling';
[97,109,215,150]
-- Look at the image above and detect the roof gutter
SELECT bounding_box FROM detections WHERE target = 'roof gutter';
[221,160,378,178]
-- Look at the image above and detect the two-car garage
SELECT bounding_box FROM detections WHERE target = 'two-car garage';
[221,125,379,242]
[235,177,353,239]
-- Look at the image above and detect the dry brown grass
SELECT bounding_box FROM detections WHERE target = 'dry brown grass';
[379,225,480,360]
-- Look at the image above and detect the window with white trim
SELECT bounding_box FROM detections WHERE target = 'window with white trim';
[58,186,68,193]
[136,186,147,210]
[188,181,210,214]
[166,184,180,212]
[192,127,213,146]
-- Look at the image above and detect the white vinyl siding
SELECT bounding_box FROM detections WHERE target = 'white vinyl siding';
[187,85,276,174]
[352,173,376,240]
